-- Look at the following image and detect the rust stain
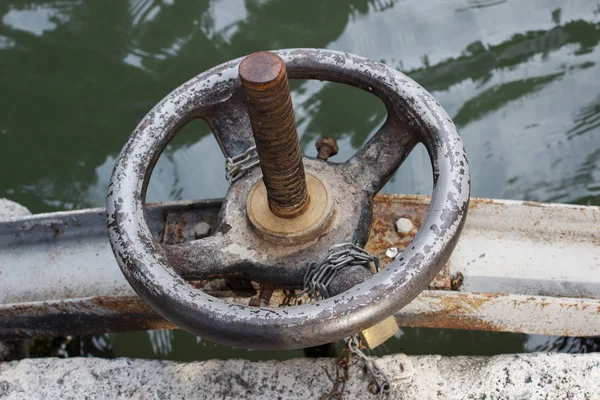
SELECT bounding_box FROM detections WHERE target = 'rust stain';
[397,309,502,332]
[400,313,501,332]
[176,218,187,240]
[522,201,546,208]
[403,292,508,332]
[395,292,596,336]
[90,295,155,314]
[1,296,176,339]
[427,291,500,313]
[468,197,496,210]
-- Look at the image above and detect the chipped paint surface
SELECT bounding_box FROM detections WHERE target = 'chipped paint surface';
[105,48,470,349]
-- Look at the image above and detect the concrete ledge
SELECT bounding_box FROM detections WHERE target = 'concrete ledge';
[1,353,599,399]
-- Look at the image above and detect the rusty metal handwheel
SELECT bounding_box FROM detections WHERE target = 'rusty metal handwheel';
[107,49,470,350]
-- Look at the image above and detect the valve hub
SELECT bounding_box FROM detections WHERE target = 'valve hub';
[246,172,334,245]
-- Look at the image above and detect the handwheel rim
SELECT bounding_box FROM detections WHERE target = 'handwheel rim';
[106,48,470,350]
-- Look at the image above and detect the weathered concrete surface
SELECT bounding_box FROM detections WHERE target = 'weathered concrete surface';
[0,353,599,399]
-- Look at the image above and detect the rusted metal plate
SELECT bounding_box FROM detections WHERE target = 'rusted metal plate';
[364,195,451,289]
[1,195,600,339]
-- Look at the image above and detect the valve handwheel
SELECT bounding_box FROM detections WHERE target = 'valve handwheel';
[107,49,470,350]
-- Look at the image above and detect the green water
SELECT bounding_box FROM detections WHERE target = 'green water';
[2,0,600,360]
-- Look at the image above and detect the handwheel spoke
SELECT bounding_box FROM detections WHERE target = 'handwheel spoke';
[341,116,418,195]
[161,233,249,280]
[204,90,256,160]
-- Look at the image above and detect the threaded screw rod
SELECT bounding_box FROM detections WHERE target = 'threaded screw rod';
[239,52,309,219]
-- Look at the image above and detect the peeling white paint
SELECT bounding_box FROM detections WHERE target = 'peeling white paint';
[222,243,257,260]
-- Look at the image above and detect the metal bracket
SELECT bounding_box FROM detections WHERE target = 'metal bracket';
[2,195,599,340]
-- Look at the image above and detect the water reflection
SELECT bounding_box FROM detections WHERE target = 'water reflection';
[2,0,600,208]
[57,328,598,361]
[1,0,600,358]
[567,94,600,140]
[526,335,600,353]
[147,329,174,357]
[2,4,67,36]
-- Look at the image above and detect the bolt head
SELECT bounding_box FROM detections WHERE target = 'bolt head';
[315,137,339,157]
[386,247,399,259]
[193,222,211,240]
[239,52,285,86]
[395,218,413,234]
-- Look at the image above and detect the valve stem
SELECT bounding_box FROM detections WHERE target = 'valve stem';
[239,52,309,219]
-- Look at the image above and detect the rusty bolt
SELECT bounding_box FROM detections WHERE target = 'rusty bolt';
[249,282,275,307]
[315,137,339,161]
[239,52,309,219]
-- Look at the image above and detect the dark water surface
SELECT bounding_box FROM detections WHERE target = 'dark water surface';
[2,0,600,360]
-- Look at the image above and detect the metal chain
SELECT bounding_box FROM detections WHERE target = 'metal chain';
[225,145,259,183]
[347,335,391,400]
[299,243,380,300]
[321,338,354,400]
[321,335,391,400]
[300,243,390,399]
